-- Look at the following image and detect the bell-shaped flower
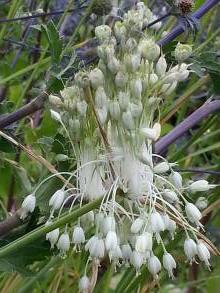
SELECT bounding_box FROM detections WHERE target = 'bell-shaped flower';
[72,226,85,248]
[184,238,197,263]
[169,171,183,189]
[121,244,132,264]
[57,232,70,257]
[150,211,165,234]
[163,252,176,279]
[89,238,105,259]
[20,194,36,219]
[197,241,211,269]
[79,275,90,292]
[135,232,152,253]
[49,189,65,211]
[147,255,161,278]
[185,202,202,227]
[189,180,217,193]
[105,231,118,251]
[130,218,144,234]
[46,228,60,249]
[130,251,145,274]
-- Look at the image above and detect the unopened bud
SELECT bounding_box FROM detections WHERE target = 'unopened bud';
[175,43,192,62]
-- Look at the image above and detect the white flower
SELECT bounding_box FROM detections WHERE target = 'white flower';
[109,245,122,262]
[195,197,208,210]
[50,110,61,122]
[130,251,145,273]
[150,211,165,233]
[197,241,211,268]
[153,162,171,174]
[109,101,121,120]
[121,244,132,263]
[102,215,116,235]
[20,194,36,219]
[140,127,157,141]
[95,87,107,107]
[156,56,167,76]
[95,25,112,43]
[89,238,105,259]
[138,39,160,61]
[122,110,135,130]
[163,253,176,279]
[89,68,104,89]
[163,189,178,204]
[184,238,197,263]
[105,231,118,251]
[185,202,202,226]
[46,228,59,249]
[189,180,216,193]
[135,232,153,253]
[72,226,85,245]
[148,255,161,277]
[85,235,98,252]
[79,275,90,292]
[49,189,65,211]
[169,171,183,189]
[57,232,70,256]
[130,218,144,234]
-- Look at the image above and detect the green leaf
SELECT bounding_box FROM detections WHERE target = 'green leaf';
[41,21,62,64]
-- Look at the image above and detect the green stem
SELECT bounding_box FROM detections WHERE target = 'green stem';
[0,198,102,259]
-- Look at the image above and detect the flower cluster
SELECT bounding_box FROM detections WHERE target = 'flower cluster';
[20,1,216,289]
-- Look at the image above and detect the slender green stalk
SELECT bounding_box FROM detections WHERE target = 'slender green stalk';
[0,198,102,259]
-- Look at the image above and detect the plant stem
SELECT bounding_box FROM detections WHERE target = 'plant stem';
[0,198,102,259]
[155,100,220,154]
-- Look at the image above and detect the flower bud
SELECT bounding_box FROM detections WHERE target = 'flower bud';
[163,252,176,279]
[150,211,165,233]
[195,197,208,210]
[75,71,90,88]
[156,56,167,76]
[95,25,112,43]
[46,227,60,249]
[135,232,153,253]
[89,238,105,258]
[102,215,116,235]
[72,226,85,245]
[122,110,135,130]
[109,101,121,120]
[57,232,70,256]
[131,217,144,234]
[138,39,160,61]
[77,100,87,116]
[185,202,202,226]
[49,95,63,107]
[169,171,183,189]
[147,255,161,277]
[107,57,120,74]
[177,70,189,81]
[131,78,142,97]
[125,38,137,52]
[69,118,80,133]
[118,92,130,111]
[140,127,157,141]
[153,162,173,174]
[95,87,107,107]
[153,122,161,140]
[89,68,104,89]
[50,110,61,122]
[20,194,36,219]
[49,189,65,211]
[184,238,197,263]
[114,21,127,41]
[122,244,132,263]
[175,43,192,62]
[115,71,128,88]
[189,180,216,193]
[197,241,211,268]
[105,231,118,251]
[163,189,178,204]
[130,102,143,118]
[130,251,144,272]
[125,54,141,72]
[79,275,90,292]
[149,73,158,85]
[97,107,108,124]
